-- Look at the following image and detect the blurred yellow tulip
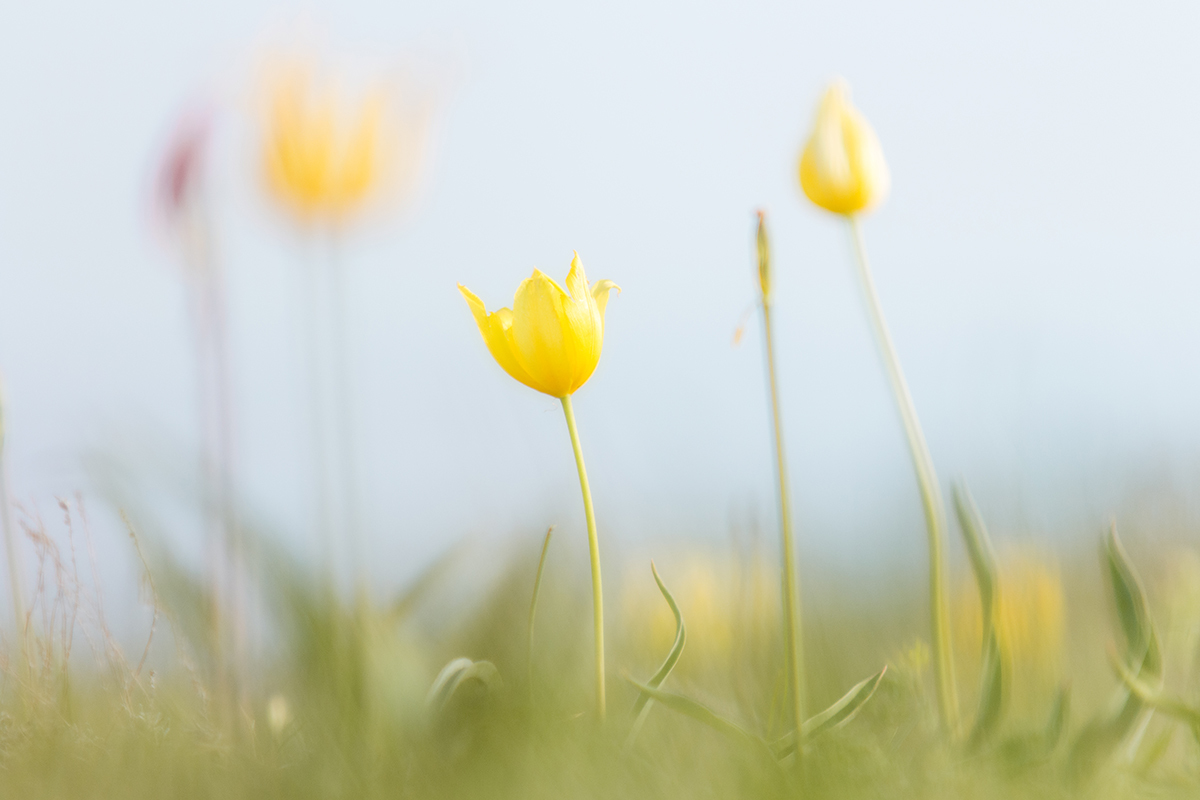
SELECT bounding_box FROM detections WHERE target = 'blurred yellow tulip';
[262,62,392,221]
[623,551,779,681]
[956,549,1065,716]
[459,253,619,398]
[799,80,890,216]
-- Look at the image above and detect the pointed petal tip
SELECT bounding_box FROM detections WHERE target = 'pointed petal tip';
[457,282,482,304]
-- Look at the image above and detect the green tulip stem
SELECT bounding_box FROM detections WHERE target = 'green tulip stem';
[848,216,958,732]
[560,394,605,721]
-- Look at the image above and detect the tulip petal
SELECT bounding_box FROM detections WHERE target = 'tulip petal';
[458,284,541,392]
[511,270,580,397]
[560,254,606,391]
[591,279,620,317]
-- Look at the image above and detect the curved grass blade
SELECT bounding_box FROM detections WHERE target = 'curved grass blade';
[1043,686,1070,752]
[772,666,887,757]
[953,484,1004,747]
[1069,524,1162,780]
[625,561,687,748]
[528,526,554,701]
[1105,525,1159,676]
[1110,648,1200,728]
[624,677,780,772]
[427,657,501,711]
[997,686,1071,768]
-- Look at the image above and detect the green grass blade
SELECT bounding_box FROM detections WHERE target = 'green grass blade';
[953,485,997,631]
[625,561,687,748]
[1110,649,1200,728]
[1043,686,1070,751]
[1069,524,1162,780]
[772,666,887,757]
[527,526,554,700]
[953,484,1004,747]
[623,677,779,771]
[1105,525,1160,678]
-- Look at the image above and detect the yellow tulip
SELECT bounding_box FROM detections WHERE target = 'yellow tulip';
[262,62,390,221]
[461,252,618,718]
[799,79,890,216]
[458,253,619,398]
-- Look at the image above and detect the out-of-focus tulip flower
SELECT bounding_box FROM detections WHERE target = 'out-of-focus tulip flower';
[261,62,399,222]
[458,253,619,398]
[157,111,212,222]
[956,550,1065,716]
[624,553,779,680]
[993,555,1065,674]
[798,80,890,216]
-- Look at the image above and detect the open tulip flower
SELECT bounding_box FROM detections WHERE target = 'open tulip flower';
[459,252,618,720]
[458,253,618,398]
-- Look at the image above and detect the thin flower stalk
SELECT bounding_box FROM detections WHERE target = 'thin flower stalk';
[561,395,605,719]
[159,112,247,709]
[798,78,958,732]
[848,216,958,730]
[755,212,807,757]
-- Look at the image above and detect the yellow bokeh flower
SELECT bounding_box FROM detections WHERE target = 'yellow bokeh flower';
[623,551,779,681]
[262,61,396,221]
[458,253,619,398]
[956,549,1065,717]
[798,79,890,216]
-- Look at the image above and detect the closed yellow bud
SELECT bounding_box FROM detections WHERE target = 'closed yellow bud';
[459,253,619,398]
[798,80,890,216]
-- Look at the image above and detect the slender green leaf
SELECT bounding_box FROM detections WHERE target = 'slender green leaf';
[953,484,1004,747]
[1069,524,1162,780]
[997,686,1070,769]
[1106,525,1157,673]
[527,526,555,699]
[1110,649,1200,728]
[633,562,687,713]
[623,678,779,772]
[1043,686,1070,752]
[625,561,687,748]
[772,666,887,757]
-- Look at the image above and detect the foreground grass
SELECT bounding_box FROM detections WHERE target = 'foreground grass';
[2,524,1200,799]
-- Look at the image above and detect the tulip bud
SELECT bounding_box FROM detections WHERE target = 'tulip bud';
[756,210,771,304]
[798,80,890,216]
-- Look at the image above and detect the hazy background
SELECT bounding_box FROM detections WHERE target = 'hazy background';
[1,0,1199,619]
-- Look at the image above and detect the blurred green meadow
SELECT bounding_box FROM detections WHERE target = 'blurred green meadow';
[6,7,1200,800]
[3,503,1200,799]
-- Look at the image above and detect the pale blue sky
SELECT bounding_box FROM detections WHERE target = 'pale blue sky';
[2,0,1200,612]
